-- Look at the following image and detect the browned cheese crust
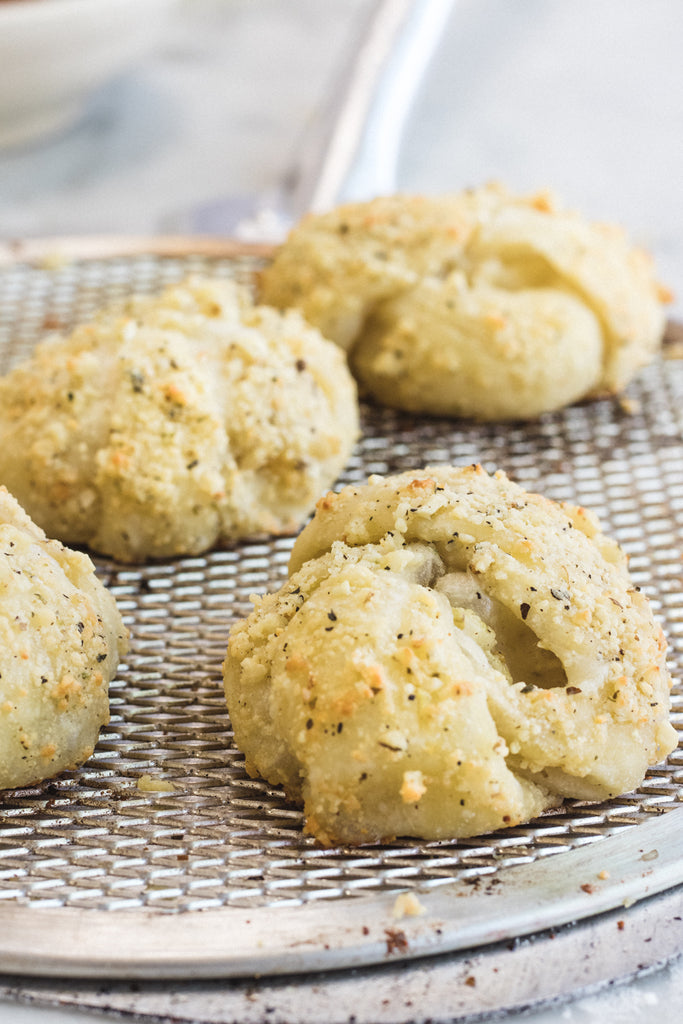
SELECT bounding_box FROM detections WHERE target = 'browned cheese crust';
[224,466,677,845]
[0,277,359,561]
[259,185,669,420]
[0,487,128,789]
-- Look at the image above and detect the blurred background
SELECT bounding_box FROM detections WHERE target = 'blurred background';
[0,0,681,316]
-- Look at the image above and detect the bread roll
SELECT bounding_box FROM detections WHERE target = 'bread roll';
[225,466,676,844]
[0,276,359,561]
[0,487,127,789]
[260,185,667,419]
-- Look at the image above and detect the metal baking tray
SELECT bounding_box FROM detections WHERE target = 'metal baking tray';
[0,242,682,982]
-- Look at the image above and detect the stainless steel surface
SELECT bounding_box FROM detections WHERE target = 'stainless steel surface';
[0,808,682,980]
[3,885,683,1023]
[0,247,682,989]
[296,0,455,214]
[188,0,454,238]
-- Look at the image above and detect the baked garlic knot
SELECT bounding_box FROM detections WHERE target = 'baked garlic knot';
[259,184,669,420]
[0,487,128,789]
[0,276,359,561]
[224,466,677,845]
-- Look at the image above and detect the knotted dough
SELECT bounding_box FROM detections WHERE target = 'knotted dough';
[0,276,359,562]
[224,466,676,845]
[259,184,668,420]
[0,487,128,789]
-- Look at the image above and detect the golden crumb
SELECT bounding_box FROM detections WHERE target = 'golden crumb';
[618,396,641,415]
[400,770,427,804]
[392,892,426,918]
[137,774,176,794]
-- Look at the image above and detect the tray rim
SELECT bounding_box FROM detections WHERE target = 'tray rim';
[0,234,275,266]
[0,800,681,981]
[0,241,682,982]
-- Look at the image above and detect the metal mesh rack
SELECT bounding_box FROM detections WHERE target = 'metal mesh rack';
[0,245,681,970]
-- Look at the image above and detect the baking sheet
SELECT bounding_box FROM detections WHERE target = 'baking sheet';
[0,243,681,978]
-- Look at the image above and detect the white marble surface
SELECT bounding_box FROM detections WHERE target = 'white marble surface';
[0,1,682,1021]
[1,0,682,317]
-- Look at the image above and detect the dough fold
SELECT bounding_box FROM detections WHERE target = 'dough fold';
[225,466,677,845]
[259,185,667,419]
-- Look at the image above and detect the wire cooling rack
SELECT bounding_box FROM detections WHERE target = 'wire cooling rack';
[0,242,681,979]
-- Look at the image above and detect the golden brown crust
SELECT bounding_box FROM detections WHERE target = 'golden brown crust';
[225,466,677,845]
[259,185,667,420]
[0,276,359,561]
[0,487,128,789]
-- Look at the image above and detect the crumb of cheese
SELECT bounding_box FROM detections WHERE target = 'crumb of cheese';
[137,774,176,793]
[393,892,426,918]
[400,769,427,803]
